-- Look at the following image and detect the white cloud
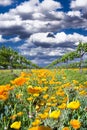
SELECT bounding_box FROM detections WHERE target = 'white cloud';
[0,0,12,6]
[40,0,62,11]
[28,32,87,46]
[10,0,61,14]
[29,32,56,45]
[14,1,37,14]
[9,36,21,42]
[0,35,6,42]
[0,35,21,43]
[47,48,64,56]
[71,0,87,9]
[18,45,75,66]
[32,13,45,19]
[31,57,54,66]
[0,20,21,27]
[67,11,81,17]
[19,46,64,58]
[0,13,21,21]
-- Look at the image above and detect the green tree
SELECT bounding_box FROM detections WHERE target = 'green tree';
[0,46,39,70]
[0,46,14,69]
[76,42,87,72]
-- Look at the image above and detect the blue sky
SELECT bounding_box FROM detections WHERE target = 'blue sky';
[0,0,87,66]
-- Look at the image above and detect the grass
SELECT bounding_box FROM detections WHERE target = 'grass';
[0,69,32,85]
[64,68,87,84]
[0,68,87,85]
[0,69,21,85]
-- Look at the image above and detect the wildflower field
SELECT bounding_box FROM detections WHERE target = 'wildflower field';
[0,69,87,130]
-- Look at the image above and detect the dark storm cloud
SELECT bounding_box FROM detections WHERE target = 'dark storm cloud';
[0,25,32,38]
[52,42,77,48]
[18,11,63,21]
[41,11,64,21]
[32,41,77,48]
[62,14,87,30]
[33,42,52,48]
[82,12,87,19]
[19,13,33,20]
[29,54,55,60]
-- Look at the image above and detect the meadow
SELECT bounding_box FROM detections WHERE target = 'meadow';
[0,69,87,130]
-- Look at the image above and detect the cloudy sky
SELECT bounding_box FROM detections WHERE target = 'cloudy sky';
[0,0,87,66]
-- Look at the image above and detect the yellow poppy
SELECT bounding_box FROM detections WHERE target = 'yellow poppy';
[67,100,80,110]
[70,119,81,129]
[28,126,52,130]
[49,110,61,119]
[62,127,70,130]
[58,103,67,109]
[10,121,21,129]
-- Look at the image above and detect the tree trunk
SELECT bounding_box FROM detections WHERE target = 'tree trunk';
[79,55,83,73]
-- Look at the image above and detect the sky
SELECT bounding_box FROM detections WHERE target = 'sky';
[0,0,87,66]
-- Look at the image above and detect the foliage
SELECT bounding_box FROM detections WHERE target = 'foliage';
[0,46,39,69]
[46,42,87,69]
[76,42,87,71]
